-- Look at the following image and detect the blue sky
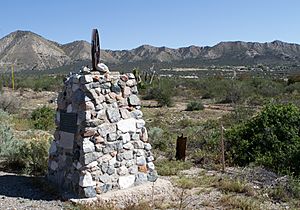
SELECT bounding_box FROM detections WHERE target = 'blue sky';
[0,0,299,50]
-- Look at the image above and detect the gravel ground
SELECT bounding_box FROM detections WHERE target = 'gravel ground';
[0,171,64,210]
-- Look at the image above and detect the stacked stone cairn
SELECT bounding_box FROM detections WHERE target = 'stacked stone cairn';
[47,66,157,198]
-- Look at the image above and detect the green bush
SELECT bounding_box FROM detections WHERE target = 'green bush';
[285,83,300,94]
[186,120,221,165]
[22,132,51,175]
[186,101,204,111]
[226,103,300,175]
[0,130,50,175]
[155,159,193,176]
[15,75,64,91]
[148,127,166,151]
[142,77,174,107]
[31,106,55,130]
[144,87,173,107]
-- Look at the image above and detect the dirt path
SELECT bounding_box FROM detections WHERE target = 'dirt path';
[0,171,64,210]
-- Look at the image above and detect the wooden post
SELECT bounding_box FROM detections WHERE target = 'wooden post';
[176,134,187,161]
[220,122,225,172]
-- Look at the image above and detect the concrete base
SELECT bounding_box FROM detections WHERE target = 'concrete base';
[70,178,174,208]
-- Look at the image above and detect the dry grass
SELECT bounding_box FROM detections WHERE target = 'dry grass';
[216,178,255,196]
[220,194,261,210]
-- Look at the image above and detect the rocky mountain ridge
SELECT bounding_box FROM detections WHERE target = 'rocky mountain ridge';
[1,30,300,71]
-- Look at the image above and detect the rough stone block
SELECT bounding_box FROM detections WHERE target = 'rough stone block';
[49,141,57,155]
[137,156,146,166]
[117,118,136,133]
[136,119,145,129]
[82,138,95,153]
[79,172,96,187]
[106,108,121,123]
[118,175,135,189]
[135,172,148,185]
[80,75,93,84]
[128,94,141,106]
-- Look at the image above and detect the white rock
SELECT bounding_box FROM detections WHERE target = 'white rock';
[118,175,135,189]
[136,119,145,129]
[79,172,96,187]
[137,156,146,166]
[83,138,95,153]
[80,75,93,83]
[86,161,98,168]
[67,104,73,113]
[147,162,155,170]
[96,63,110,73]
[121,133,131,143]
[49,141,57,155]
[147,156,154,162]
[117,118,136,133]
[144,143,152,151]
[141,127,148,142]
[120,108,130,119]
[118,166,128,175]
[100,154,113,163]
[109,157,116,166]
[98,123,117,137]
[50,161,58,170]
[83,66,91,73]
[127,73,135,79]
[76,162,82,170]
[123,142,134,150]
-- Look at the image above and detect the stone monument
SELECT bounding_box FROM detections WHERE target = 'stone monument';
[47,29,157,198]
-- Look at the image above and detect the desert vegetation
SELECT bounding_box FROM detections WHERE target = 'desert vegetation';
[1,69,300,209]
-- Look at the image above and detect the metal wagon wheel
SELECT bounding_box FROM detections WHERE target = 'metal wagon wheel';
[91,29,101,70]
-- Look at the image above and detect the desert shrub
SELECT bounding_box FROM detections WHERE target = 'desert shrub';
[186,120,221,166]
[226,103,300,175]
[220,195,261,210]
[268,178,300,202]
[143,77,174,107]
[148,127,166,151]
[15,75,64,91]
[155,159,193,176]
[0,92,21,114]
[247,95,265,106]
[216,178,254,195]
[31,106,55,130]
[148,126,175,159]
[186,101,204,111]
[1,131,51,175]
[0,111,28,170]
[12,116,32,131]
[156,91,173,107]
[21,132,51,175]
[0,133,27,169]
[288,75,300,85]
[249,78,284,98]
[144,87,173,107]
[222,82,245,104]
[285,82,300,94]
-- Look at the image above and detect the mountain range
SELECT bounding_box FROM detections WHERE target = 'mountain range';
[0,30,300,72]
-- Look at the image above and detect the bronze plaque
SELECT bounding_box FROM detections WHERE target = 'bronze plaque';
[60,112,77,134]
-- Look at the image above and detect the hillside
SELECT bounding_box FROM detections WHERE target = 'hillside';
[1,30,300,72]
[0,31,70,71]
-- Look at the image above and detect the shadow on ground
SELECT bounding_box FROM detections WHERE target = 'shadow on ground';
[0,172,60,201]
